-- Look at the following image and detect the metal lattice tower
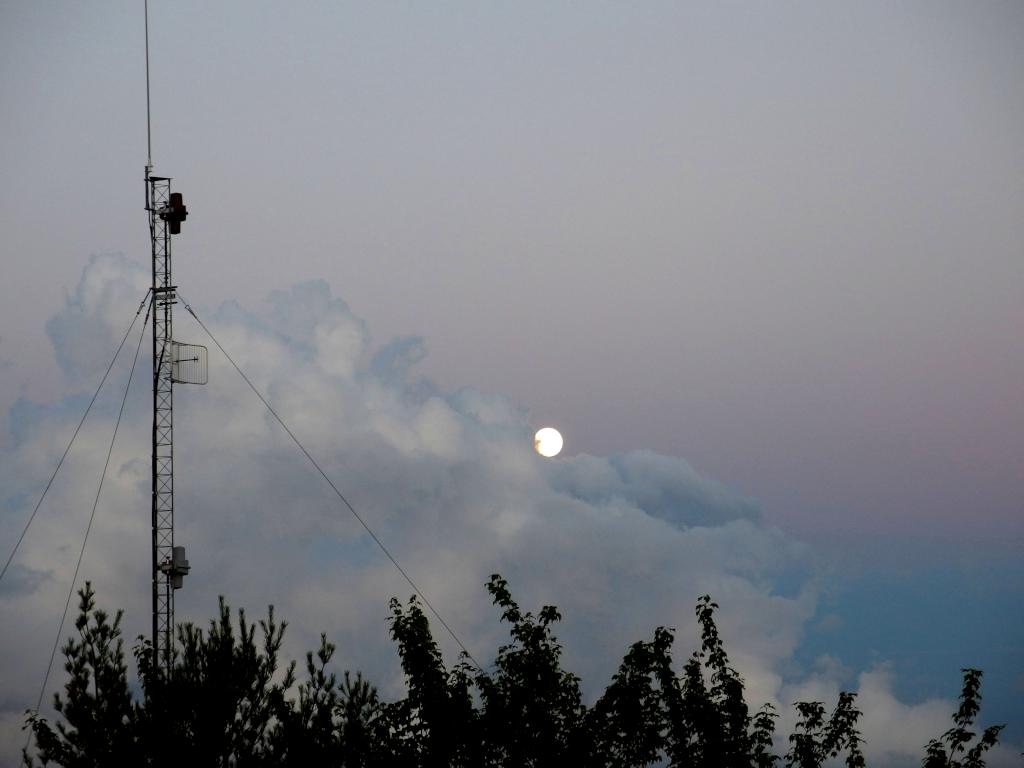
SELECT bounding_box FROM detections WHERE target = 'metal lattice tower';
[147,175,184,671]
[142,0,202,675]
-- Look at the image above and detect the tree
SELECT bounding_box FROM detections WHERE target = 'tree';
[922,669,1005,768]
[24,582,140,768]
[23,577,1011,768]
[691,594,752,766]
[381,594,479,767]
[784,693,865,768]
[262,633,382,767]
[587,626,677,766]
[133,598,292,767]
[475,574,586,767]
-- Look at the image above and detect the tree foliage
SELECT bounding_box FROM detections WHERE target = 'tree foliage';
[24,578,1008,767]
[922,668,1006,768]
[24,583,139,767]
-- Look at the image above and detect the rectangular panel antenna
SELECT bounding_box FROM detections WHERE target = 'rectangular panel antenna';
[171,341,208,385]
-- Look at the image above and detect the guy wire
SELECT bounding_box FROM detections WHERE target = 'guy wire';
[179,294,484,672]
[0,290,152,587]
[26,294,152,753]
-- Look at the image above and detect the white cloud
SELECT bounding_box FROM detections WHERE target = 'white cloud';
[0,256,1016,766]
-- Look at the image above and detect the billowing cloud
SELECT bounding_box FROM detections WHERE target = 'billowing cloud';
[0,256,1017,766]
[44,253,151,383]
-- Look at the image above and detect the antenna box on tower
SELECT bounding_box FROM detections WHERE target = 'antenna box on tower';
[171,342,208,385]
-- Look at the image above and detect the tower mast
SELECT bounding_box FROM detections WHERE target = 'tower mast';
[145,0,190,673]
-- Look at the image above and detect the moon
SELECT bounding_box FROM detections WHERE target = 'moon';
[534,427,563,458]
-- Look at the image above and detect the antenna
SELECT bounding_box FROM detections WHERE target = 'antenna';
[144,0,152,175]
[144,0,203,673]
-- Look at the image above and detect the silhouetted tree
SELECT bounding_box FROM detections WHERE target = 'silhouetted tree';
[133,598,291,767]
[750,703,781,768]
[381,594,479,767]
[22,576,1010,768]
[694,594,752,765]
[24,582,140,767]
[336,670,382,767]
[587,626,677,766]
[475,574,585,767]
[922,668,1005,768]
[785,692,865,768]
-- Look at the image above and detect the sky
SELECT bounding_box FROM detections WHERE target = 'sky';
[1,2,1022,765]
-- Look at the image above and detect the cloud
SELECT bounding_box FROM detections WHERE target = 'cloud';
[44,253,150,384]
[0,563,51,599]
[551,449,761,530]
[0,255,1017,766]
[0,337,12,372]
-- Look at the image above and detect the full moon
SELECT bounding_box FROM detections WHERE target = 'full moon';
[534,427,563,458]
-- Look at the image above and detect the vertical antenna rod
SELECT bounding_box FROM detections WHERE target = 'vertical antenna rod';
[144,0,153,179]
